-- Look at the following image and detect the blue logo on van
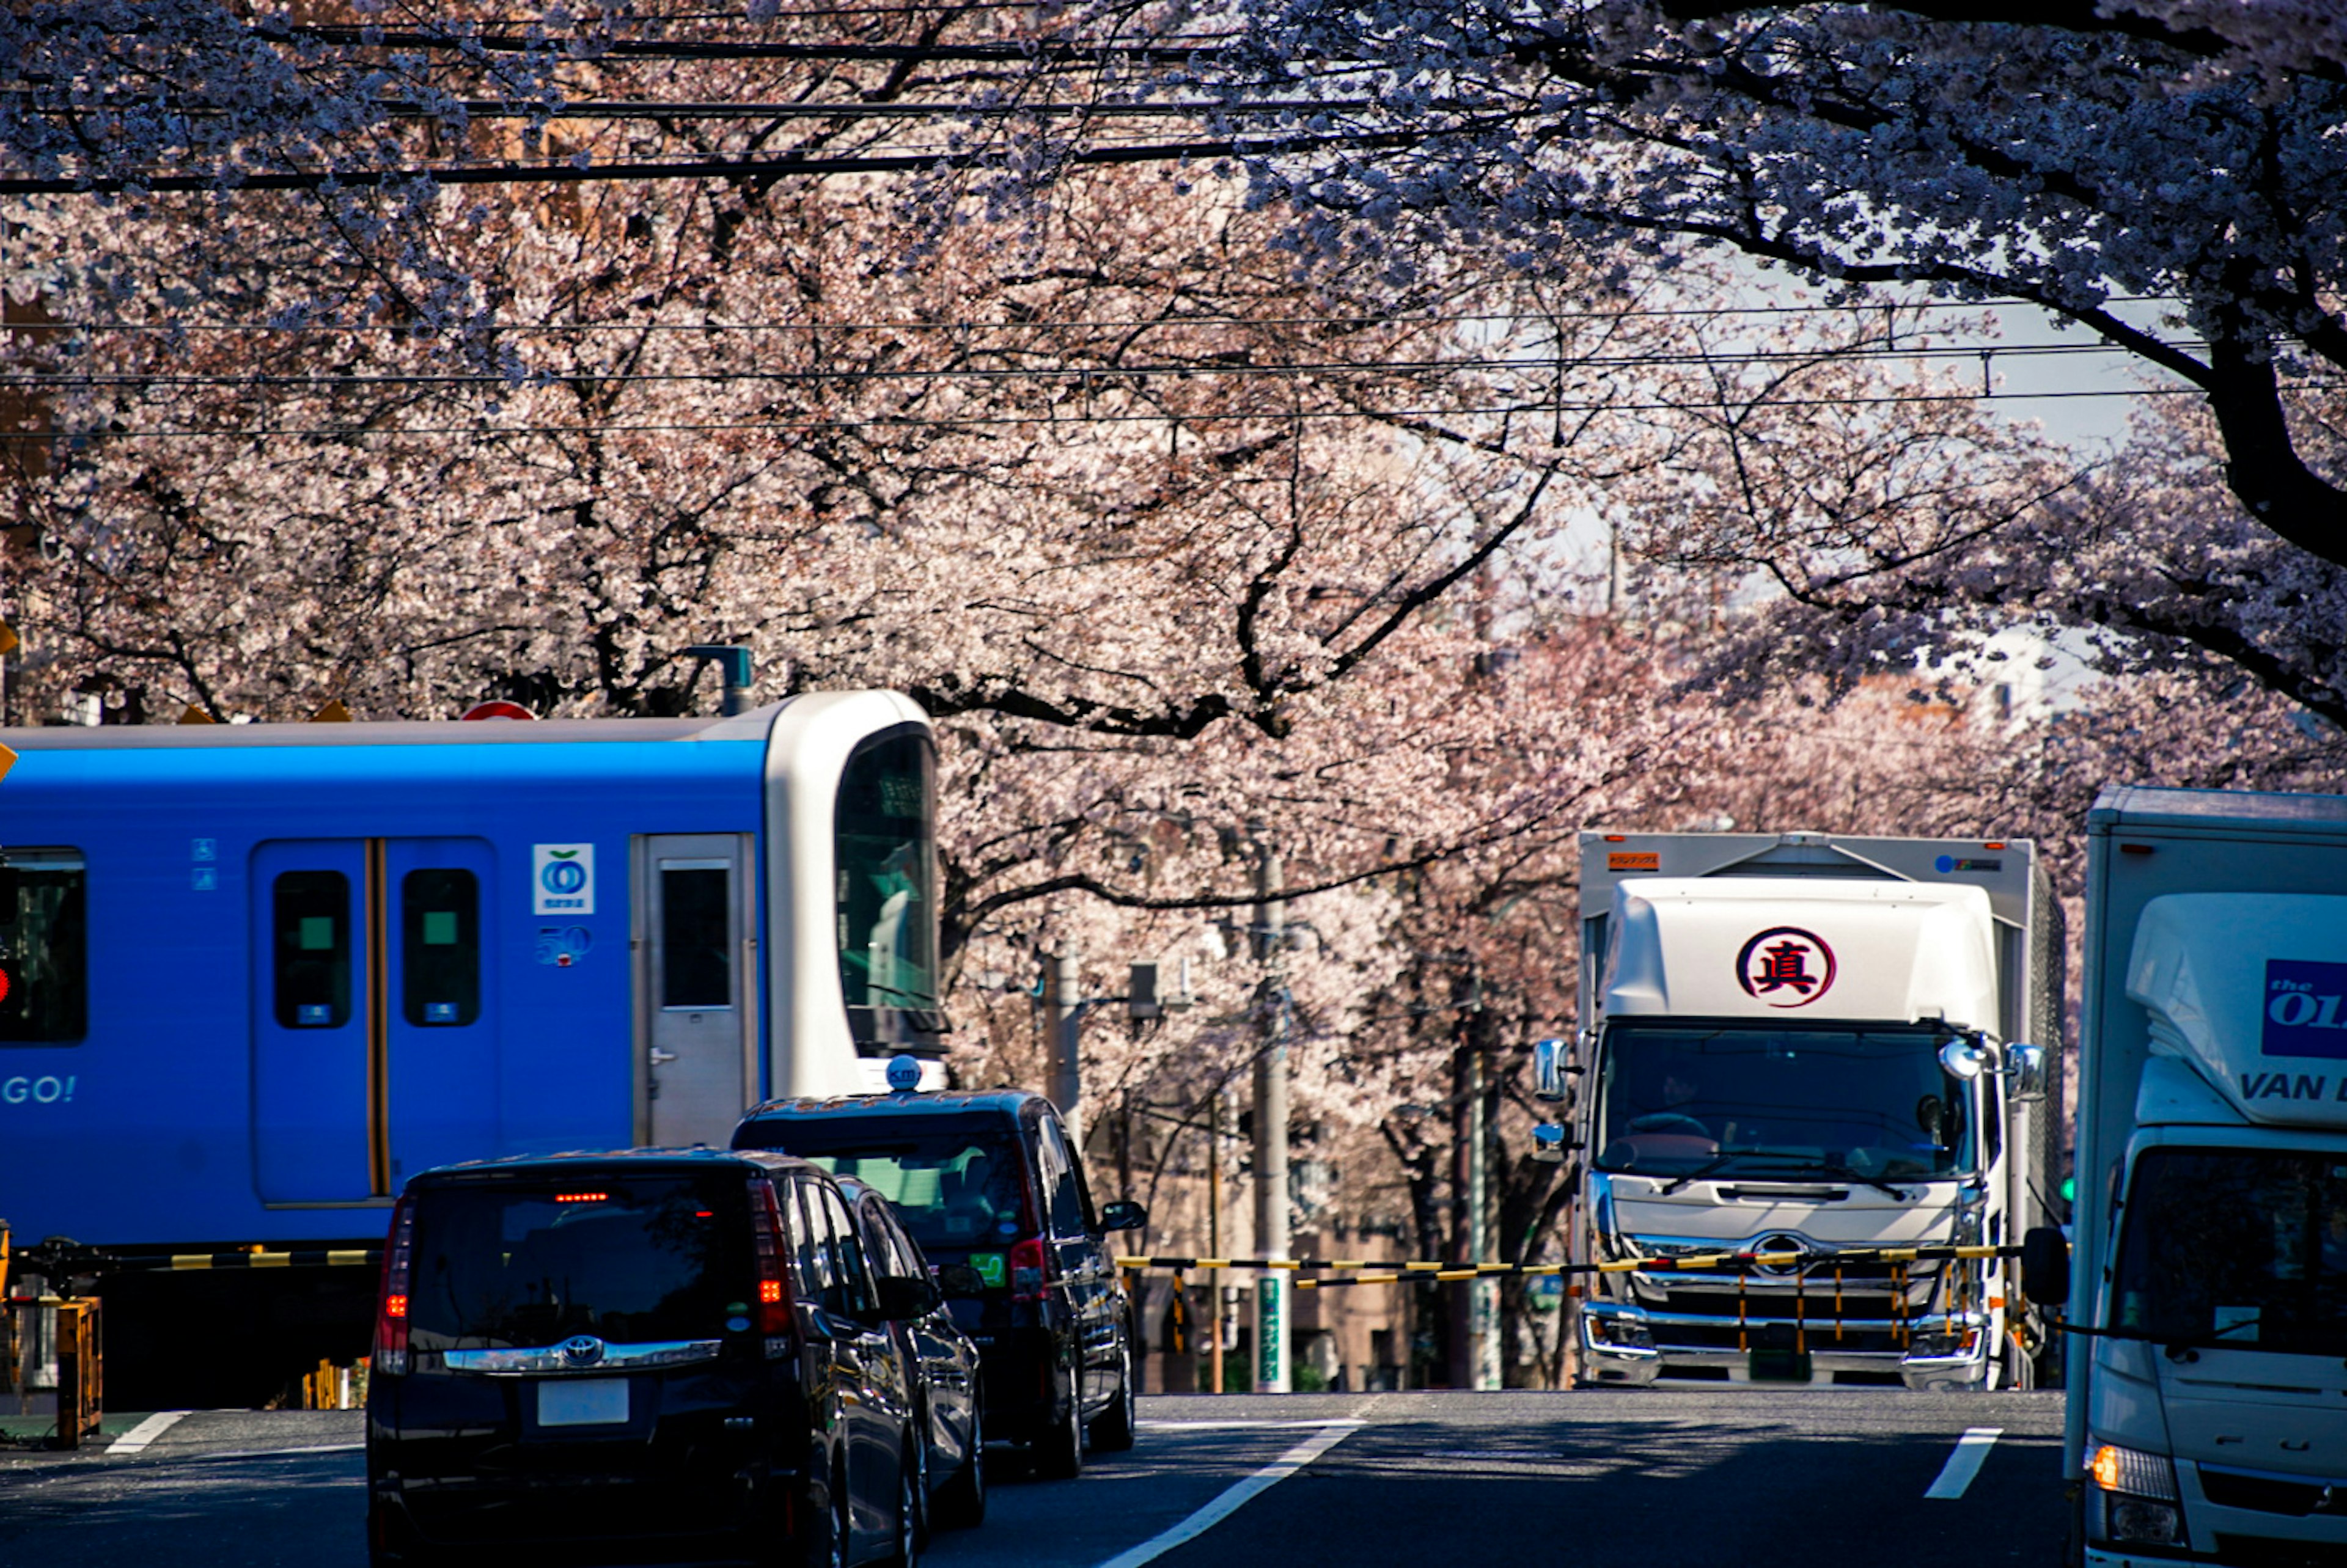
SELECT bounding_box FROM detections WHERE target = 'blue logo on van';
[2262,959,2347,1059]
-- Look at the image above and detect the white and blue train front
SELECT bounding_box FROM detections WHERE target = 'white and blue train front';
[0,689,939,1403]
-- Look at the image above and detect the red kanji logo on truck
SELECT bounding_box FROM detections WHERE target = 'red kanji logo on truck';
[1735,926,1837,1008]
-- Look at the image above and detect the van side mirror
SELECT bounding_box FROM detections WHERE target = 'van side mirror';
[2020,1226,2070,1308]
[935,1263,988,1299]
[876,1273,942,1320]
[1532,1038,1573,1103]
[1098,1200,1148,1233]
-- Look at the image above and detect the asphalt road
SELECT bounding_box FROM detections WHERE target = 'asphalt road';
[0,1391,2066,1568]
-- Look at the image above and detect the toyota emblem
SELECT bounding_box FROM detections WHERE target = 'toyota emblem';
[559,1335,606,1368]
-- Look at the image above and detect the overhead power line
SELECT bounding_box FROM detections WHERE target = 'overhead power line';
[18,298,2181,335]
[0,381,2267,445]
[0,337,2211,393]
[0,122,1434,197]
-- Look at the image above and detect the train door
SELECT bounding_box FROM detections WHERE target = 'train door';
[634,835,757,1147]
[251,838,498,1204]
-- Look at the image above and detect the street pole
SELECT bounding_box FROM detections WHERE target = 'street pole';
[1251,822,1291,1393]
[1047,948,1082,1148]
[1207,1088,1224,1394]
[1468,1033,1500,1390]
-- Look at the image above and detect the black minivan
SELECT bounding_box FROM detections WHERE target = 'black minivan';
[366,1148,925,1567]
[731,1090,1147,1479]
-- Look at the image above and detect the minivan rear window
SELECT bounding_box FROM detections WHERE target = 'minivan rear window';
[740,1118,1027,1253]
[406,1173,751,1350]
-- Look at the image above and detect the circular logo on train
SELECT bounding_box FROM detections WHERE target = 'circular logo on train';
[1735,926,1837,1008]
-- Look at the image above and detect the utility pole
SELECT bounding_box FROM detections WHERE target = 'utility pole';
[1445,967,1502,1391]
[1046,948,1082,1149]
[1207,1088,1224,1394]
[1250,822,1291,1393]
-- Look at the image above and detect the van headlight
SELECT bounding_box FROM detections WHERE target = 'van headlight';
[2088,1442,2181,1546]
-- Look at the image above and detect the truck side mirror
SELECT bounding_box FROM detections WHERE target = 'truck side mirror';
[1530,1121,1573,1165]
[1532,1038,1571,1103]
[2006,1042,2050,1101]
[2020,1226,2070,1308]
[1938,1039,1987,1080]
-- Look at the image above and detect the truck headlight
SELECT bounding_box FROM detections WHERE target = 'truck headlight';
[1581,1308,1655,1352]
[2088,1441,2181,1546]
[2088,1441,2177,1501]
[2106,1500,2182,1546]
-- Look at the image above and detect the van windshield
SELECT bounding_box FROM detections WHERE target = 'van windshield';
[407,1173,751,1350]
[2113,1148,2347,1358]
[738,1118,1027,1253]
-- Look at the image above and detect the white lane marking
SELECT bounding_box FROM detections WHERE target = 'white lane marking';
[1139,1419,1368,1432]
[132,1442,365,1465]
[1093,1420,1362,1568]
[108,1412,190,1454]
[1924,1427,2004,1499]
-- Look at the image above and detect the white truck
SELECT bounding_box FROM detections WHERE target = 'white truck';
[2029,787,2347,1566]
[1533,830,2065,1391]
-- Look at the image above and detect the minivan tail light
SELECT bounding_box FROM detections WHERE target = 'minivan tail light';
[374,1196,415,1376]
[752,1180,796,1338]
[1009,1236,1048,1303]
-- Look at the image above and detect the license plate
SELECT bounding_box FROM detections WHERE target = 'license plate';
[537,1377,629,1427]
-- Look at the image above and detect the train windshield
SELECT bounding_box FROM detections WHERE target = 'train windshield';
[1595,1022,1975,1181]
[2112,1148,2347,1357]
[835,731,938,1014]
[406,1174,751,1350]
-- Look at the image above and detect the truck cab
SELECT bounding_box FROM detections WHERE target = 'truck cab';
[2052,788,2347,1567]
[1549,832,2064,1391]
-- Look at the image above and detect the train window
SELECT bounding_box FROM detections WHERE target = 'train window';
[834,730,937,1014]
[0,848,88,1044]
[273,871,351,1029]
[659,864,732,1009]
[402,869,480,1027]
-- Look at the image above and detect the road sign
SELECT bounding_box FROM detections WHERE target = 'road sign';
[460,701,535,722]
[0,621,17,656]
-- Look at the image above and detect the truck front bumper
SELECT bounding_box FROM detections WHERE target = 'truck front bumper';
[1578,1304,1991,1390]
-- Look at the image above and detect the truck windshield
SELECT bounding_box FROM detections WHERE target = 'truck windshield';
[1595,1023,1974,1180]
[2112,1148,2347,1358]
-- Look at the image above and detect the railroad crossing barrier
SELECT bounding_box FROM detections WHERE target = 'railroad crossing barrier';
[1121,1244,2027,1361]
[53,1299,100,1448]
[89,1247,385,1273]
[1116,1242,2021,1286]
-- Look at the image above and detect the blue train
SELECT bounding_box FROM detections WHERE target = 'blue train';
[0,691,942,1404]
